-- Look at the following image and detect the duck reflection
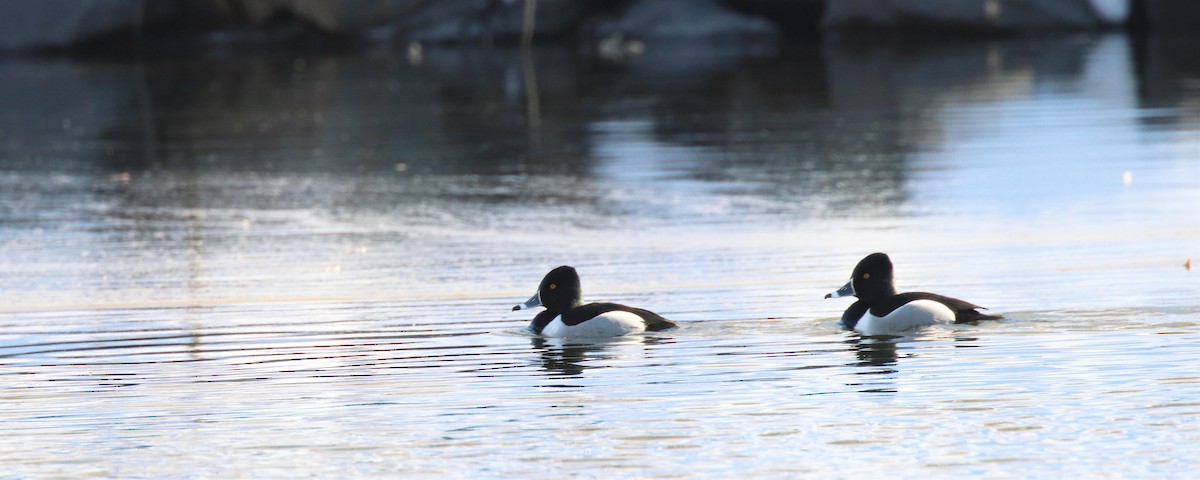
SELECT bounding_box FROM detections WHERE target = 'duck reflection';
[844,333,984,393]
[529,335,670,378]
[848,334,902,369]
[841,334,903,394]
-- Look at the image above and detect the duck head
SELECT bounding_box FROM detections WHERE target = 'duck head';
[513,266,584,314]
[825,253,898,303]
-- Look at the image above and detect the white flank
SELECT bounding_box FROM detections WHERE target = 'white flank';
[540,311,646,338]
[854,300,956,336]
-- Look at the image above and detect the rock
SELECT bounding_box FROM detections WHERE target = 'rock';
[0,0,177,50]
[591,0,780,42]
[823,0,1123,32]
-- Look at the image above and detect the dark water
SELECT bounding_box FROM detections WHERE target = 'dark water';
[1,34,1198,477]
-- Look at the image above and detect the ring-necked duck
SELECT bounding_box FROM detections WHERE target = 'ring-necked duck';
[825,253,1000,335]
[513,266,677,338]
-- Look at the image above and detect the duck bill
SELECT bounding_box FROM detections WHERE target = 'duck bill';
[825,279,855,299]
[512,292,542,311]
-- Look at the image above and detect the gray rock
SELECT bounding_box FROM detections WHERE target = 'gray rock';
[593,0,780,41]
[823,0,1118,31]
[0,0,177,50]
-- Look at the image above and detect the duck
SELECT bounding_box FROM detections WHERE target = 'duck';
[513,266,677,338]
[825,253,999,336]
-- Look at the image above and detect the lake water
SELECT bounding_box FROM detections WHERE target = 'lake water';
[1,34,1198,477]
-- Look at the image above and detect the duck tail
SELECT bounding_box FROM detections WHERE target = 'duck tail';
[955,309,1002,324]
[643,314,679,331]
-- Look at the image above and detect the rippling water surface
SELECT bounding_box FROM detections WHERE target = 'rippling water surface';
[1,34,1198,477]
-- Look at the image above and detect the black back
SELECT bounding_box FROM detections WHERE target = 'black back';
[871,292,1001,324]
[528,302,677,334]
[562,302,677,330]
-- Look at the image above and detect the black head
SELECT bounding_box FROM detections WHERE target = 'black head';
[513,266,584,314]
[826,252,897,303]
[850,253,897,302]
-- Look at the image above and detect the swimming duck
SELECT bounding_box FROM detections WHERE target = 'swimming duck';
[513,266,677,338]
[825,253,999,335]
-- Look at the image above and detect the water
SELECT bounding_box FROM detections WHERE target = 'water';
[1,34,1198,477]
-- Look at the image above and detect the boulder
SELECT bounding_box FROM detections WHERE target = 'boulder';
[823,0,1127,32]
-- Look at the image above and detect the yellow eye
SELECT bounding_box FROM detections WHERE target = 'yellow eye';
[549,283,557,290]
[862,273,870,279]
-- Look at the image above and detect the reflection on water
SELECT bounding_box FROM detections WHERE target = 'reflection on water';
[1,34,1199,477]
[850,336,901,369]
[528,336,675,379]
